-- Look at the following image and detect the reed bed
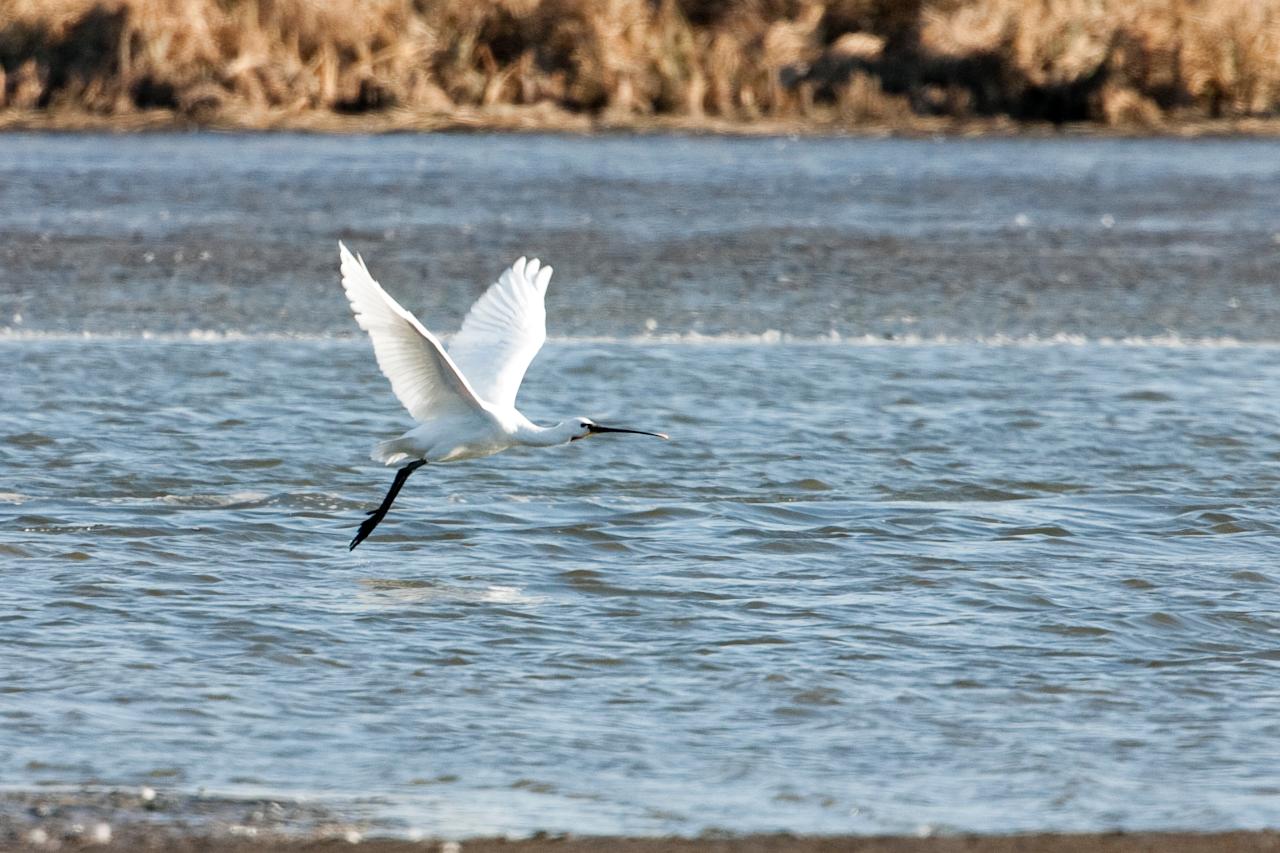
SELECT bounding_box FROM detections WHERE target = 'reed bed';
[1,0,1277,131]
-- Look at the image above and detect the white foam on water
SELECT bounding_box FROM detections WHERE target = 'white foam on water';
[156,492,271,508]
[0,328,343,343]
[565,330,1262,348]
[0,327,1272,349]
[351,579,545,609]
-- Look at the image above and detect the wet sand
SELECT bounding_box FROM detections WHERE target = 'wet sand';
[3,831,1278,852]
[3,791,1273,852]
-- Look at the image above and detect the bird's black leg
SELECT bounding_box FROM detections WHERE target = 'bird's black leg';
[349,459,427,550]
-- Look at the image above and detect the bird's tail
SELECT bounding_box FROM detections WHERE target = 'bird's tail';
[372,437,415,465]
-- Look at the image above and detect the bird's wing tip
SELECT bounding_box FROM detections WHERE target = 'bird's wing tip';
[338,242,362,272]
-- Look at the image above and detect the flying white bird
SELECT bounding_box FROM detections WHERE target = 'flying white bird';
[339,243,668,550]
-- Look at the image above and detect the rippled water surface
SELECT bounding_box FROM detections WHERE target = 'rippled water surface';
[2,134,1280,837]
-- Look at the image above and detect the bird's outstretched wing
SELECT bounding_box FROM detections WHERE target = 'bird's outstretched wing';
[447,257,552,410]
[339,242,486,423]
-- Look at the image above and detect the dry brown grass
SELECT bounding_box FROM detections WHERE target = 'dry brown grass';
[920,0,1280,125]
[0,0,1278,131]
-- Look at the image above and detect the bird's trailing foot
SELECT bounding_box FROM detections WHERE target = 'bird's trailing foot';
[350,459,426,550]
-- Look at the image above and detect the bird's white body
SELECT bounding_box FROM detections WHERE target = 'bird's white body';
[340,244,584,463]
[338,242,666,548]
[375,408,576,465]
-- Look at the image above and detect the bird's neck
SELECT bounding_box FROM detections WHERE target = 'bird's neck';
[514,420,572,447]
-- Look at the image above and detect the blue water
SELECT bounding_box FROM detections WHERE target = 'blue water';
[2,134,1280,838]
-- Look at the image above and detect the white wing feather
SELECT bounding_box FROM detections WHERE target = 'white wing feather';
[447,256,552,409]
[339,242,486,423]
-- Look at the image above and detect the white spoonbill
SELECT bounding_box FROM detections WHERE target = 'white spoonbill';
[339,243,668,550]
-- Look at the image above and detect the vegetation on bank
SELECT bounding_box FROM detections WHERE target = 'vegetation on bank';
[1,0,1278,133]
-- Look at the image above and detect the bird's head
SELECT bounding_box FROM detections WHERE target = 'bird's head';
[565,417,668,444]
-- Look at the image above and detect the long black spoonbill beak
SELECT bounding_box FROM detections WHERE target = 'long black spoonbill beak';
[588,424,669,440]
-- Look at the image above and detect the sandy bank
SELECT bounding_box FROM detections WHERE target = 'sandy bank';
[4,831,1279,853]
[4,105,1280,138]
[3,792,1274,853]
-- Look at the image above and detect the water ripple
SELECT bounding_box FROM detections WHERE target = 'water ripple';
[7,263,1280,835]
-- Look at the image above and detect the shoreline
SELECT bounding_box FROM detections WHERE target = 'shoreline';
[3,108,1280,139]
[4,831,1279,852]
[3,791,1273,852]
